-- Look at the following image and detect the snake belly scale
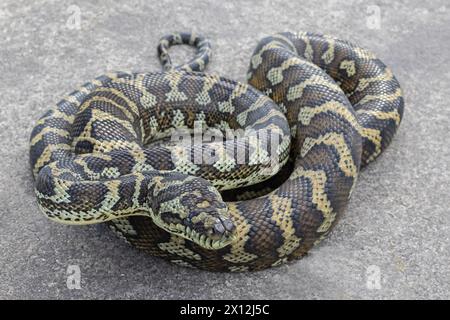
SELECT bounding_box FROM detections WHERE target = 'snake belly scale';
[30,31,404,271]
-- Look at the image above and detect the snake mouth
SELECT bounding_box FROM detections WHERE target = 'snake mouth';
[151,216,235,250]
[177,224,235,249]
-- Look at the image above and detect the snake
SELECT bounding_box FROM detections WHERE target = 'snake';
[29,31,404,272]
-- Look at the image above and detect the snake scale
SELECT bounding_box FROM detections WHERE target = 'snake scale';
[30,32,404,272]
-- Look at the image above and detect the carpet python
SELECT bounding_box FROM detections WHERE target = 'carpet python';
[30,32,404,272]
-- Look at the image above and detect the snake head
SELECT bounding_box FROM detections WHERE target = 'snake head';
[150,173,235,249]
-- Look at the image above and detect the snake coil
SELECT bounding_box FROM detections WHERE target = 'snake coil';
[30,31,404,271]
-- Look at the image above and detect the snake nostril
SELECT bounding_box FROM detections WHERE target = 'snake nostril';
[213,222,225,235]
[222,219,235,233]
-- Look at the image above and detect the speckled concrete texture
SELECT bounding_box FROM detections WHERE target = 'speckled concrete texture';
[0,0,449,299]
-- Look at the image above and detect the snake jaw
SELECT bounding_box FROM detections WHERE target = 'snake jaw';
[185,220,235,250]
[158,212,236,250]
[160,211,235,249]
[151,217,235,250]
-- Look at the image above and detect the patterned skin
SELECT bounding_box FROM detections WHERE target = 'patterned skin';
[30,32,404,271]
[30,34,290,251]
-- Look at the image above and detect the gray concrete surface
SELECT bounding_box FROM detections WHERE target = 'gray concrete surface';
[0,0,449,299]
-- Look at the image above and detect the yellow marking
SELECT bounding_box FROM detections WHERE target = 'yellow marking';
[272,34,297,52]
[357,109,401,126]
[152,176,197,195]
[228,266,249,272]
[78,95,135,121]
[65,175,144,221]
[197,200,210,208]
[191,211,209,224]
[321,39,335,64]
[223,203,258,263]
[104,72,123,80]
[42,207,147,225]
[289,169,335,233]
[110,218,137,236]
[272,257,288,267]
[236,95,268,126]
[251,42,283,69]
[287,74,341,102]
[78,86,91,95]
[303,37,314,61]
[173,33,182,44]
[35,176,73,205]
[71,136,142,154]
[159,197,188,219]
[131,165,147,208]
[218,101,234,114]
[165,72,188,102]
[298,100,383,160]
[91,79,103,87]
[101,167,121,178]
[75,152,114,164]
[248,134,270,166]
[160,39,169,47]
[170,260,196,268]
[268,194,302,257]
[340,60,356,77]
[313,233,329,247]
[90,108,136,135]
[294,31,309,39]
[30,127,70,147]
[35,110,75,126]
[196,75,220,105]
[353,46,377,60]
[266,57,300,85]
[250,110,285,128]
[33,143,72,177]
[196,58,205,72]
[213,155,237,173]
[299,100,356,127]
[210,159,288,190]
[96,179,121,213]
[171,109,185,127]
[71,108,138,149]
[129,148,155,173]
[358,88,403,105]
[92,87,140,117]
[130,74,158,110]
[70,156,117,180]
[144,115,160,140]
[72,157,101,179]
[218,82,248,114]
[170,145,201,175]
[64,94,80,105]
[294,32,315,61]
[360,127,382,160]
[301,132,358,178]
[354,68,394,93]
[158,235,202,261]
[140,91,157,109]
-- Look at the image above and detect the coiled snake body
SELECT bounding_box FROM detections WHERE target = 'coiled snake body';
[30,32,404,271]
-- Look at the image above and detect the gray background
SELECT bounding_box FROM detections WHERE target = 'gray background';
[0,0,449,299]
